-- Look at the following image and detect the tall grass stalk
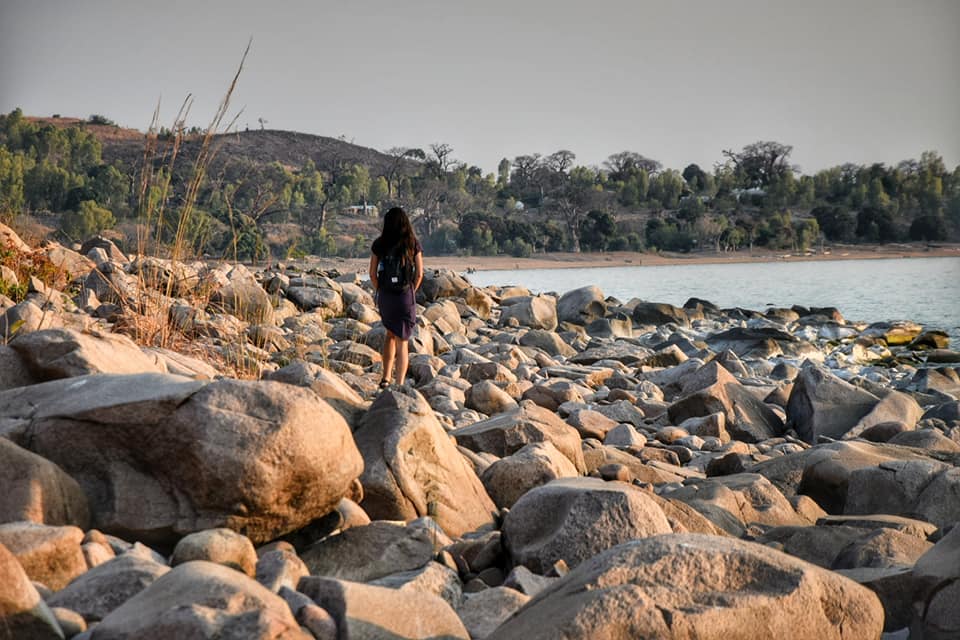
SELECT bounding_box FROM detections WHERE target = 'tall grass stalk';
[127,40,251,349]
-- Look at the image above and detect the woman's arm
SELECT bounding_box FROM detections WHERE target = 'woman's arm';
[368,254,379,291]
[414,251,424,291]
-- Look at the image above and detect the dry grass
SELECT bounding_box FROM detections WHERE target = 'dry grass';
[123,41,251,353]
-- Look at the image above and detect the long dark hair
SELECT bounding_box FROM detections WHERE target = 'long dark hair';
[377,207,418,258]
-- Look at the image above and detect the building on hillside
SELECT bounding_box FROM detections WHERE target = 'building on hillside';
[345,204,379,216]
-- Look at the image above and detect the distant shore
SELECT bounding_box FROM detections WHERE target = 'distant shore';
[290,243,960,276]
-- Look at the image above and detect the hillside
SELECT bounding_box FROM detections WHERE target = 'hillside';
[27,116,412,176]
[100,128,415,177]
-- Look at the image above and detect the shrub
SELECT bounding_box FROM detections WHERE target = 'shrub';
[60,200,115,242]
[0,243,69,302]
[87,114,117,126]
[502,237,533,258]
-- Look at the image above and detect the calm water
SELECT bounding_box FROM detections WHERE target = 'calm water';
[465,257,960,342]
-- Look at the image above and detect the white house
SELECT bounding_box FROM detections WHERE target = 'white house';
[345,204,379,216]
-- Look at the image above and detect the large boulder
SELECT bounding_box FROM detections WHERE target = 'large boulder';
[298,576,470,640]
[265,360,369,428]
[83,262,138,306]
[758,524,875,570]
[144,347,220,380]
[667,361,784,443]
[255,548,309,594]
[1,300,63,339]
[502,478,673,573]
[843,390,924,440]
[89,560,311,639]
[80,236,127,263]
[1,374,363,546]
[831,527,933,570]
[418,269,471,303]
[0,222,30,252]
[480,442,580,509]
[0,541,63,640]
[300,521,437,583]
[752,440,933,513]
[170,528,258,576]
[422,299,464,335]
[488,534,884,640]
[889,428,960,453]
[128,256,199,298]
[0,345,38,390]
[706,326,816,359]
[632,301,689,327]
[787,363,880,443]
[845,461,959,527]
[286,285,343,316]
[499,296,558,331]
[368,561,463,608]
[209,281,275,325]
[666,474,809,534]
[465,379,519,415]
[556,285,606,326]
[911,525,960,640]
[452,400,586,473]
[585,312,633,338]
[9,328,166,380]
[0,522,87,591]
[0,438,90,528]
[518,329,577,357]
[47,554,170,622]
[458,587,531,639]
[353,389,497,538]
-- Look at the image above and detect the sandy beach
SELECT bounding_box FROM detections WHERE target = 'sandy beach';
[291,243,960,276]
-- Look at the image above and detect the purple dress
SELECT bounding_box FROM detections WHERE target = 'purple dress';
[372,238,421,340]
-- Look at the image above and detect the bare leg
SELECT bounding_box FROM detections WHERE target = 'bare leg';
[395,337,409,385]
[381,331,396,384]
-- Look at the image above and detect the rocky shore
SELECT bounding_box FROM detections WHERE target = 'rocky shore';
[1,223,959,639]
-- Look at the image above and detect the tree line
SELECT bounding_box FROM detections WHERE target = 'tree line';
[1,108,958,261]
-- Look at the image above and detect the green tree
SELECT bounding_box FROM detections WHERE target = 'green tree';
[677,196,706,226]
[909,215,948,241]
[496,158,511,190]
[580,210,617,251]
[722,141,795,188]
[812,205,856,242]
[796,218,820,251]
[61,200,115,241]
[0,147,27,215]
[856,207,900,243]
[368,176,389,204]
[88,164,130,213]
[604,151,661,182]
[645,217,694,252]
[617,179,641,207]
[650,169,685,209]
[682,164,707,192]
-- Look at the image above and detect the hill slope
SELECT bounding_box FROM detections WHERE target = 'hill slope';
[100,128,412,176]
[28,117,409,175]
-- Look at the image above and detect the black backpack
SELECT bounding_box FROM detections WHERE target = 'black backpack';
[379,249,413,293]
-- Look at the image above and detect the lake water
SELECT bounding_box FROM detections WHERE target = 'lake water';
[464,257,960,343]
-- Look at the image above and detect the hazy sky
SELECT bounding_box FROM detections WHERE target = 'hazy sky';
[2,0,958,174]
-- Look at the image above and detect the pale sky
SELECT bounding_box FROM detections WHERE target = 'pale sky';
[1,0,958,174]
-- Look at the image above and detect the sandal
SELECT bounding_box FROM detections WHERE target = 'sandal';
[378,379,391,389]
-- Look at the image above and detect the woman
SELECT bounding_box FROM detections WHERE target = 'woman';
[369,207,423,388]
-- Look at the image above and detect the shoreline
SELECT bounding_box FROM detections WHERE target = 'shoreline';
[293,243,960,275]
